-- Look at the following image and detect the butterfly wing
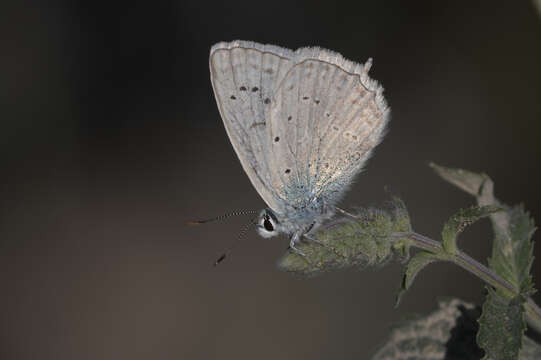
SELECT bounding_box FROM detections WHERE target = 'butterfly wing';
[209,41,296,212]
[268,47,389,208]
[210,41,389,215]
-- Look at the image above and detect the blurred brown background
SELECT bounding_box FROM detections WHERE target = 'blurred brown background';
[1,1,541,359]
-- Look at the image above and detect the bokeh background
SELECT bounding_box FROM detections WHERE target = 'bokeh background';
[2,1,541,359]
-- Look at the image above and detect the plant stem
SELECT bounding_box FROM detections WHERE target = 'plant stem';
[402,231,541,334]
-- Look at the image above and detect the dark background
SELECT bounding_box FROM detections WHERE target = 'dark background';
[2,1,541,359]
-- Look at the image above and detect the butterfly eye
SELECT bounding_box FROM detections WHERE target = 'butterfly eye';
[256,210,279,238]
[263,216,274,232]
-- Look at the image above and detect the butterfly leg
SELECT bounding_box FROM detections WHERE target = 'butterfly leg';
[289,232,306,257]
[300,222,323,247]
[334,206,360,219]
[303,234,326,247]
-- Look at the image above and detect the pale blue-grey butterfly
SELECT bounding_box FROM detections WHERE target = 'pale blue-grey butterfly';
[208,40,389,261]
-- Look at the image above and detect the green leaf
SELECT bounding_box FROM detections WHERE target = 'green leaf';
[277,197,412,277]
[441,205,502,255]
[488,204,537,296]
[429,162,489,196]
[432,164,538,356]
[431,163,537,296]
[477,289,527,360]
[395,251,445,307]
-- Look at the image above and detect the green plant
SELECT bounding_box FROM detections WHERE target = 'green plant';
[278,164,541,359]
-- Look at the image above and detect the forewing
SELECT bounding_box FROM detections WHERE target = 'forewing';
[269,48,389,206]
[209,41,295,212]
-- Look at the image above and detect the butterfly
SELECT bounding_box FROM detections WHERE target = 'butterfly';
[209,40,389,256]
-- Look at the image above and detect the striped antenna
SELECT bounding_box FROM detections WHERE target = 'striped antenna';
[187,210,259,225]
[214,218,256,266]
